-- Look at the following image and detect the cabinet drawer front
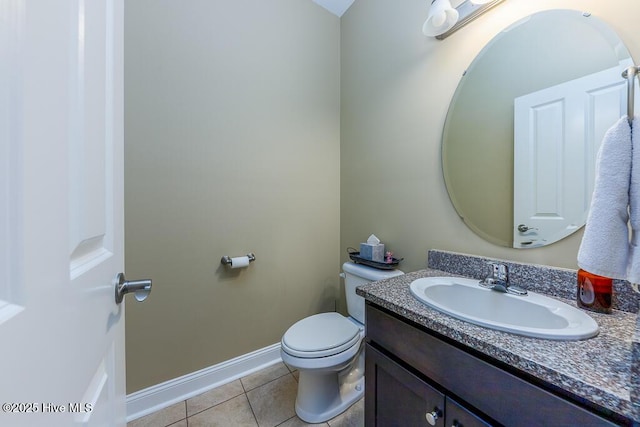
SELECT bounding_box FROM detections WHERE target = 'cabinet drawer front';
[366,304,618,427]
[366,344,446,426]
[447,397,492,427]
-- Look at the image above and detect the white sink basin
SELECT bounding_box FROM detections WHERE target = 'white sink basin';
[410,277,599,340]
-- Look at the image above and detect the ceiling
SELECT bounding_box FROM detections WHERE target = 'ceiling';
[312,0,355,17]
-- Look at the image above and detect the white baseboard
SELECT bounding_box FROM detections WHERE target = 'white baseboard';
[126,343,282,422]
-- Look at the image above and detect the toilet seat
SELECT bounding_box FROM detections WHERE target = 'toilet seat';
[282,313,361,358]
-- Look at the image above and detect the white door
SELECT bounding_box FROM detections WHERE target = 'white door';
[1,1,130,426]
[513,66,630,248]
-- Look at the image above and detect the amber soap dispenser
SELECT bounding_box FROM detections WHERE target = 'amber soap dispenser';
[577,269,612,314]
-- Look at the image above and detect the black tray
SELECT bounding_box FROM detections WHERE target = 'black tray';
[347,248,402,270]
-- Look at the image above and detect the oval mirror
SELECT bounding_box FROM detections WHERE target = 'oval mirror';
[442,10,634,248]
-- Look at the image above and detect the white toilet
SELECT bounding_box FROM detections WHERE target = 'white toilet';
[280,262,403,423]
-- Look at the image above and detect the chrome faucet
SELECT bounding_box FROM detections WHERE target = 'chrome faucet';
[479,262,527,296]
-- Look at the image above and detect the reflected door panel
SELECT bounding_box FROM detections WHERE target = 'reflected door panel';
[514,66,628,248]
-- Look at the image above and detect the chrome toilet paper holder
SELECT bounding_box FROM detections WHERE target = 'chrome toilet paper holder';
[221,253,256,266]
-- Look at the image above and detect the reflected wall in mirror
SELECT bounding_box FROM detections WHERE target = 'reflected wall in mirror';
[442,10,635,248]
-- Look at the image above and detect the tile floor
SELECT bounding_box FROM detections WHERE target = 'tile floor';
[127,362,364,427]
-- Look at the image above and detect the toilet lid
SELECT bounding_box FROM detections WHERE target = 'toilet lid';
[282,312,361,358]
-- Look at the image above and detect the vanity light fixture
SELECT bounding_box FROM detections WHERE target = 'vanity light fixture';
[423,0,506,40]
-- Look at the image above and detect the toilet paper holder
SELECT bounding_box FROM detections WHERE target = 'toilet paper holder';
[221,253,256,266]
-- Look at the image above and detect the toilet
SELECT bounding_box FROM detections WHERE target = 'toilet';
[280,262,404,423]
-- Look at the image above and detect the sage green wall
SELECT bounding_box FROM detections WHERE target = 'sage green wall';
[124,0,340,393]
[340,0,640,274]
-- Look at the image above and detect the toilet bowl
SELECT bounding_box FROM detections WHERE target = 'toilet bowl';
[281,312,364,423]
[280,262,403,423]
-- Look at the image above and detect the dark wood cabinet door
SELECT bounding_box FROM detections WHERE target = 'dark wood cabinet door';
[366,344,447,427]
[446,397,491,427]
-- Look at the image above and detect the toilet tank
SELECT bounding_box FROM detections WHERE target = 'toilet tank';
[342,262,403,324]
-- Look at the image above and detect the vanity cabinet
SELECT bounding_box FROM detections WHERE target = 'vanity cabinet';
[364,303,621,427]
[366,344,489,426]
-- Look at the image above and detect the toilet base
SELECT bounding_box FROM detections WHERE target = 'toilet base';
[294,372,364,424]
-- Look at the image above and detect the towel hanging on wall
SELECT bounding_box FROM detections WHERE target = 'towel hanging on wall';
[627,117,640,282]
[577,116,632,279]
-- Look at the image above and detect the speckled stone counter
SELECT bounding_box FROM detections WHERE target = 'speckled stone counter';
[356,251,640,423]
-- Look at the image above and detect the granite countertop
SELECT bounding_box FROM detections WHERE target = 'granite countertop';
[357,268,640,422]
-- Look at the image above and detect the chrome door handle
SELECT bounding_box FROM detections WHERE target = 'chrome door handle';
[114,273,152,304]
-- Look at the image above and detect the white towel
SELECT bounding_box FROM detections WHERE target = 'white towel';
[578,116,631,279]
[628,117,640,282]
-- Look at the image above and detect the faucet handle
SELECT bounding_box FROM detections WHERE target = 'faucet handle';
[481,262,527,296]
[488,262,508,282]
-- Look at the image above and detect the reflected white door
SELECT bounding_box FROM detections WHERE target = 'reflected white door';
[0,1,126,426]
[513,66,629,248]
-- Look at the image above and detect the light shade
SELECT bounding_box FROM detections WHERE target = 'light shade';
[422,0,459,37]
[423,0,506,40]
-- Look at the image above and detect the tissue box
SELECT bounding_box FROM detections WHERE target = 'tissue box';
[360,243,385,262]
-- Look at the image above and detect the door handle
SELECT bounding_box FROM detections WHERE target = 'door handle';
[114,273,152,304]
[517,224,538,233]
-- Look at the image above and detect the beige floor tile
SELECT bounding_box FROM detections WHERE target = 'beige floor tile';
[283,363,297,374]
[127,401,186,427]
[131,364,364,427]
[327,398,364,427]
[246,374,297,427]
[188,394,258,427]
[278,416,329,427]
[241,362,291,391]
[187,379,245,416]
